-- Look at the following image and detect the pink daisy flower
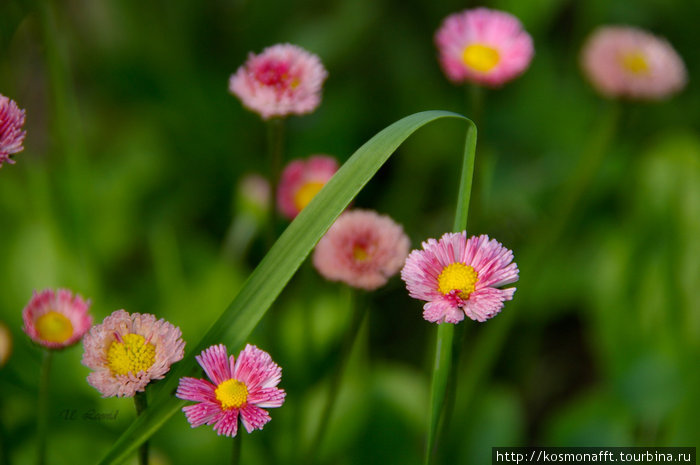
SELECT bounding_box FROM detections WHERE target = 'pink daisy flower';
[229,43,328,120]
[0,94,27,168]
[435,8,534,87]
[0,321,11,367]
[313,209,410,290]
[580,26,687,100]
[82,310,185,397]
[22,289,92,350]
[277,155,339,219]
[401,233,519,324]
[176,344,285,437]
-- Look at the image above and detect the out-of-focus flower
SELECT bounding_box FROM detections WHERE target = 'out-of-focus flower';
[0,94,27,168]
[277,155,338,219]
[177,344,285,437]
[22,289,92,350]
[0,321,12,367]
[313,209,410,290]
[229,43,328,120]
[237,173,271,218]
[435,8,534,87]
[82,310,185,397]
[580,26,687,100]
[401,233,519,324]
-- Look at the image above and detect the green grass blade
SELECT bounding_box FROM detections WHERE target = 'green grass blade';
[96,110,475,465]
[425,124,477,465]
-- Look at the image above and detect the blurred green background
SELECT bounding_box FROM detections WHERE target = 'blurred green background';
[0,0,698,463]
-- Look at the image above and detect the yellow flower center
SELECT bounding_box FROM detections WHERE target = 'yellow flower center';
[352,245,369,261]
[462,44,500,72]
[35,311,74,343]
[437,263,478,299]
[215,379,249,409]
[293,181,325,211]
[621,51,649,74]
[107,334,156,376]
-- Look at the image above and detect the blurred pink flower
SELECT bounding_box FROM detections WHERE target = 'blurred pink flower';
[229,43,328,119]
[177,344,285,437]
[82,310,185,397]
[581,26,687,100]
[0,94,27,168]
[239,173,271,213]
[277,155,338,219]
[435,8,534,87]
[313,209,410,290]
[401,233,519,324]
[0,321,12,367]
[22,289,92,350]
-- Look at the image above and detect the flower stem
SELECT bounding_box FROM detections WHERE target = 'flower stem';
[231,432,242,465]
[307,288,367,464]
[134,392,149,465]
[36,350,52,465]
[266,118,285,247]
[424,123,477,465]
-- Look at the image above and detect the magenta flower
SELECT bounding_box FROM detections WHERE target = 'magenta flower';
[581,26,687,100]
[22,289,92,350]
[313,209,410,290]
[435,8,534,87]
[229,43,328,120]
[277,155,339,219]
[82,310,185,397]
[0,94,27,168]
[401,233,519,324]
[177,344,285,437]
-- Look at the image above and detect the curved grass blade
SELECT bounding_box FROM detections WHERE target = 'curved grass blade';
[96,110,475,465]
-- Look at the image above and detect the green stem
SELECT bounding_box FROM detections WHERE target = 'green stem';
[452,101,622,438]
[266,118,285,247]
[425,123,477,465]
[134,392,149,465]
[231,432,242,465]
[36,350,52,465]
[307,288,367,464]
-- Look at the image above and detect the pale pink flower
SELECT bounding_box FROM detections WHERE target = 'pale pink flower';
[0,321,12,367]
[22,289,92,350]
[0,94,27,168]
[313,209,410,290]
[239,173,271,213]
[177,344,285,437]
[581,26,687,100]
[277,155,338,219]
[435,8,534,87]
[82,310,185,397]
[229,43,328,119]
[401,233,519,324]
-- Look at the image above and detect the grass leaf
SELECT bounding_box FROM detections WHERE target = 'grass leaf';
[96,110,475,465]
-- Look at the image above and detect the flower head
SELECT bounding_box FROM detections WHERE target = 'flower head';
[229,43,328,119]
[401,233,519,324]
[435,8,534,87]
[0,94,27,168]
[22,289,92,349]
[580,26,687,100]
[313,209,410,290]
[0,321,12,367]
[177,344,285,437]
[82,310,185,397]
[277,155,338,219]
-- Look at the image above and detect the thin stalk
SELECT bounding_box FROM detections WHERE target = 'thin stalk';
[36,350,52,465]
[307,288,367,464]
[231,432,242,465]
[266,118,285,247]
[134,392,149,465]
[425,123,477,465]
[453,101,622,436]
